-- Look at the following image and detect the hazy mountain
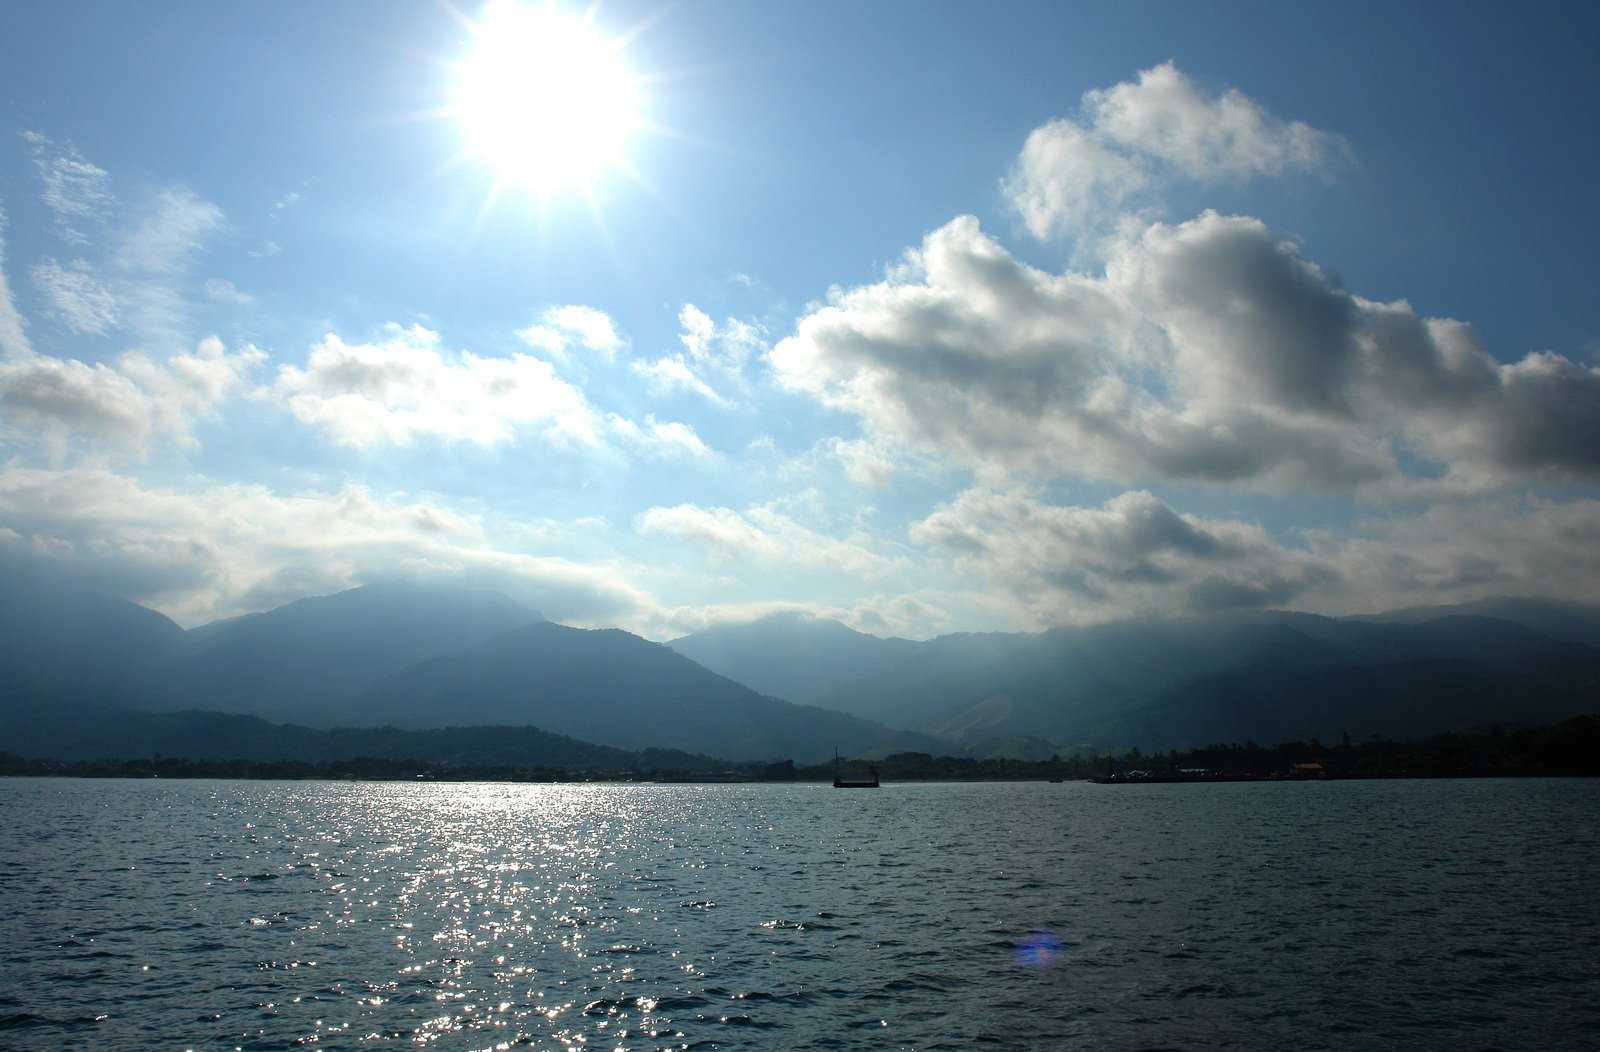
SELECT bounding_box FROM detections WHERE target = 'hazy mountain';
[674,617,1038,725]
[321,621,943,762]
[800,613,1360,735]
[1092,643,1600,750]
[682,607,1600,753]
[1351,597,1600,649]
[667,612,920,704]
[169,581,543,721]
[4,557,1595,765]
[0,558,186,705]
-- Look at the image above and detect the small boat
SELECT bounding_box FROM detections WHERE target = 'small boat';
[832,751,880,788]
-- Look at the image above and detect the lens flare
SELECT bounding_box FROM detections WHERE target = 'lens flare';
[1014,928,1065,968]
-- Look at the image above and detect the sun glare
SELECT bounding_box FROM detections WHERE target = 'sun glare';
[456,1,640,193]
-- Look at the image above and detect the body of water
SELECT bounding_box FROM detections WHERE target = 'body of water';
[2,777,1597,1050]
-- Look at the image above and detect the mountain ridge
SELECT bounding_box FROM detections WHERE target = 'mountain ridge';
[671,605,1600,751]
[3,563,1596,765]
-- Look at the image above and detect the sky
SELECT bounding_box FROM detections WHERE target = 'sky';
[1,0,1598,639]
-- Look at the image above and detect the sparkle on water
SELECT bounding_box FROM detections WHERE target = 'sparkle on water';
[4,778,1600,1050]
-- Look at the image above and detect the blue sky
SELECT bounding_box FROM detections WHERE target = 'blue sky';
[2,0,1598,637]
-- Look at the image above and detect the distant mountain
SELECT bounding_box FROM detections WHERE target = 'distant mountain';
[802,613,1361,735]
[3,554,1596,765]
[168,581,543,721]
[1351,597,1600,649]
[321,621,944,762]
[667,612,919,704]
[680,607,1600,753]
[673,616,1037,724]
[1092,643,1600,749]
[0,558,186,705]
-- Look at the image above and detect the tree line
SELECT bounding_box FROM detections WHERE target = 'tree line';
[3,715,1595,783]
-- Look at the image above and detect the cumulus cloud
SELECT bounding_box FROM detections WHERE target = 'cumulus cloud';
[770,210,1600,494]
[1308,496,1600,612]
[1004,62,1348,240]
[913,488,1331,625]
[276,324,601,448]
[910,486,1600,628]
[678,304,764,373]
[827,437,896,487]
[0,335,263,457]
[0,355,148,446]
[517,304,625,360]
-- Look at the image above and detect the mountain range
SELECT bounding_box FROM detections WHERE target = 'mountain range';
[2,556,1597,767]
[0,564,941,764]
[667,603,1600,754]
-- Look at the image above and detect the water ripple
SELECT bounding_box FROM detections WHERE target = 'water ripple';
[2,778,1599,1049]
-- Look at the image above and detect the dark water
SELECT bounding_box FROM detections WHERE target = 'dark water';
[2,778,1597,1050]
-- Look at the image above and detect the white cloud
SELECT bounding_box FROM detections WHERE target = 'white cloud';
[632,303,766,405]
[0,336,263,456]
[913,487,1331,626]
[606,413,713,459]
[632,353,728,404]
[771,210,1600,495]
[658,592,954,641]
[0,466,659,628]
[1087,62,1343,182]
[0,354,149,448]
[120,335,267,432]
[0,210,36,358]
[1005,120,1151,243]
[111,186,226,351]
[1004,62,1348,240]
[23,131,113,245]
[517,304,625,360]
[276,323,601,448]
[827,437,896,487]
[678,303,764,372]
[203,278,255,304]
[1309,496,1600,614]
[18,136,227,354]
[31,258,118,335]
[911,486,1600,628]
[636,500,900,578]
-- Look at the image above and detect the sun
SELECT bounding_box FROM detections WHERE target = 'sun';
[455,1,641,194]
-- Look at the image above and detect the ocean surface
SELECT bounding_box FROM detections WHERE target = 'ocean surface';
[2,777,1598,1051]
